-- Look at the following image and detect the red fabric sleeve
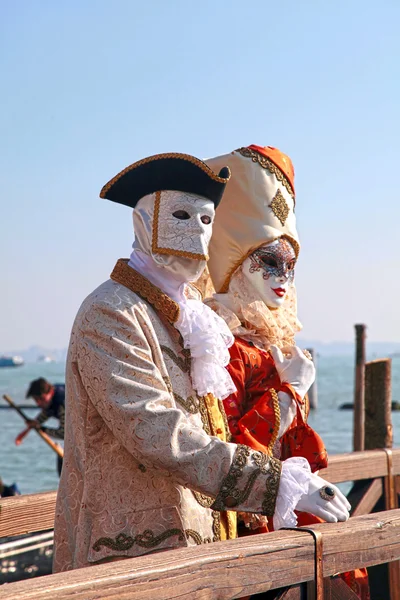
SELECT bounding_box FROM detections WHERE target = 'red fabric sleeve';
[223,338,328,471]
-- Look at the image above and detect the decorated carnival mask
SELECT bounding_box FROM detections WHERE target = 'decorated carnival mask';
[100,152,229,285]
[242,238,297,308]
[134,190,215,283]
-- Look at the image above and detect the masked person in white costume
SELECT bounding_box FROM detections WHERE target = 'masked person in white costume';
[204,145,368,599]
[53,151,349,575]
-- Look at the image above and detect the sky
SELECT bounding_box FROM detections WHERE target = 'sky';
[1,0,400,351]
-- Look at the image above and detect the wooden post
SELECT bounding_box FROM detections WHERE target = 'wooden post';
[353,324,366,452]
[363,358,400,599]
[364,359,392,451]
[307,348,318,410]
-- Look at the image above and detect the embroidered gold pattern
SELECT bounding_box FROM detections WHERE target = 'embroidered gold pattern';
[270,189,290,226]
[152,191,209,260]
[161,345,191,373]
[212,445,281,516]
[173,392,199,414]
[100,152,230,198]
[198,395,212,435]
[92,528,211,552]
[162,376,173,394]
[193,491,214,508]
[212,445,251,511]
[218,398,232,442]
[110,260,179,323]
[212,511,221,542]
[236,147,295,200]
[185,529,204,545]
[92,529,184,552]
[267,389,281,455]
[261,457,281,516]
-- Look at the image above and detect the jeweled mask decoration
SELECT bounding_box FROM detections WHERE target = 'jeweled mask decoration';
[242,238,297,308]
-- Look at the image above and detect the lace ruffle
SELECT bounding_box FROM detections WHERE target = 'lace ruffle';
[175,299,236,400]
[273,457,311,530]
[205,266,302,351]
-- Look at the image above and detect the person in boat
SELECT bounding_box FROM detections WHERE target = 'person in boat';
[53,152,349,573]
[0,477,21,497]
[15,378,65,476]
[203,144,368,599]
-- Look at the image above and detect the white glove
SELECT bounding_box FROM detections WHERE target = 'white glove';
[277,392,296,437]
[270,345,315,399]
[296,472,351,522]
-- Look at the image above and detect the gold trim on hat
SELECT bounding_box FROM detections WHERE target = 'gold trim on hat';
[236,147,295,200]
[100,152,230,199]
[151,191,209,261]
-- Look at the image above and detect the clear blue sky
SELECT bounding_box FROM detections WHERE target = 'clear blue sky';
[2,0,400,351]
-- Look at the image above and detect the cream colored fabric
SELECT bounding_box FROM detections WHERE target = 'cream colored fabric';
[205,150,299,293]
[53,274,281,572]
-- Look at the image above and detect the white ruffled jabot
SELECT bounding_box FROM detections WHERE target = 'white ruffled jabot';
[128,249,236,400]
[174,298,236,400]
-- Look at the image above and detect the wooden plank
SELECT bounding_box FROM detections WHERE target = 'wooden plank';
[1,510,400,600]
[351,478,383,517]
[0,491,56,537]
[320,448,400,483]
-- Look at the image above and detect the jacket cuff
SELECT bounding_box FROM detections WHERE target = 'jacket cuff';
[211,445,282,517]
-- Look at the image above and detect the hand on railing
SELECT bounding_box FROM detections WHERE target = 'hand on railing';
[296,473,351,522]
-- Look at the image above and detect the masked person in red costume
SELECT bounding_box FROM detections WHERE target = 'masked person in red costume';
[204,145,369,599]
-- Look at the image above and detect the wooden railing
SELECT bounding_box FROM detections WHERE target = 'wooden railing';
[1,449,400,599]
[0,510,399,599]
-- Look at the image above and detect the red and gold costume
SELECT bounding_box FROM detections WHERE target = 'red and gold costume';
[203,145,369,599]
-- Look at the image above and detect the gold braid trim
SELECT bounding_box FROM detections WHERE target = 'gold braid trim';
[236,147,295,200]
[267,389,281,455]
[261,457,281,516]
[100,152,230,198]
[152,191,209,260]
[212,511,222,541]
[198,395,212,435]
[93,528,212,552]
[92,529,184,551]
[218,398,232,442]
[193,491,214,508]
[160,345,191,373]
[110,259,179,323]
[212,445,281,516]
[173,392,199,414]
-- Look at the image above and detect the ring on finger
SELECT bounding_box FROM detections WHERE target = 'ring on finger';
[319,486,336,501]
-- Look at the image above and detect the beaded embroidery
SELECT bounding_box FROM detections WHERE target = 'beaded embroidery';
[270,189,290,226]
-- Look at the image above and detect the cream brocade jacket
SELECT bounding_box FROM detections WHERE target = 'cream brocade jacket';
[53,259,281,572]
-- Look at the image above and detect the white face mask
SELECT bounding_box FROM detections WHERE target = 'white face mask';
[242,238,297,308]
[153,191,215,260]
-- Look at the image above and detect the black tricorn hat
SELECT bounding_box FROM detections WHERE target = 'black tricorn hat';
[100,152,231,209]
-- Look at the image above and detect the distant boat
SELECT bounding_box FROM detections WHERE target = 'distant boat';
[37,355,55,363]
[0,356,24,368]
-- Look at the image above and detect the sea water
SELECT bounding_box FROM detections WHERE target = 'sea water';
[1,357,400,494]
